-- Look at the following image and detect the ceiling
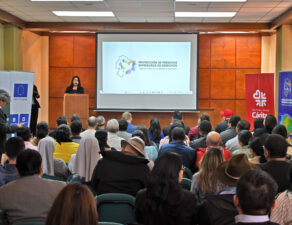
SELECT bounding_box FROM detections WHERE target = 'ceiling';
[0,0,291,24]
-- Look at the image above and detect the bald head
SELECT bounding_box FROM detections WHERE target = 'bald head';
[88,116,97,129]
[206,131,221,147]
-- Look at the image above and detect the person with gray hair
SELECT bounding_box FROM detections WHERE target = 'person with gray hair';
[96,115,106,130]
[80,116,98,138]
[0,89,22,158]
[107,119,124,151]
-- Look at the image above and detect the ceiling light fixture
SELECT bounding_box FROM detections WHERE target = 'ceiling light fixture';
[52,11,114,17]
[175,12,236,17]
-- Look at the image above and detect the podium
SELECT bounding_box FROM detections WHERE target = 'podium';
[63,94,89,129]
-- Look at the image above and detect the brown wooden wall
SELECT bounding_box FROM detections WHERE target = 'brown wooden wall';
[49,33,261,129]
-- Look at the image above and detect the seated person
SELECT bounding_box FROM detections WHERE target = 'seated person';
[70,120,82,144]
[188,113,210,141]
[190,120,212,149]
[31,121,49,146]
[163,110,190,136]
[53,124,79,163]
[0,137,24,186]
[135,152,199,225]
[16,126,38,151]
[159,127,196,172]
[96,115,106,130]
[122,111,137,133]
[234,170,279,225]
[117,119,132,140]
[90,137,150,196]
[107,119,124,151]
[0,150,66,224]
[220,115,241,145]
[232,130,253,158]
[49,115,67,139]
[80,116,98,138]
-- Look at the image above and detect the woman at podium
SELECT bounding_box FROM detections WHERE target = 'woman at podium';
[65,76,84,94]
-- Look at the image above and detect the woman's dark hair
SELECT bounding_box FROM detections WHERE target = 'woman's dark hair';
[149,118,162,143]
[143,152,183,225]
[168,120,184,142]
[16,149,42,177]
[253,118,264,130]
[264,115,277,133]
[46,182,98,225]
[70,120,82,136]
[238,130,252,146]
[249,137,266,163]
[55,124,71,144]
[272,124,288,139]
[36,121,49,139]
[136,126,152,146]
[16,126,31,141]
[69,76,81,89]
[95,129,109,153]
[132,130,146,144]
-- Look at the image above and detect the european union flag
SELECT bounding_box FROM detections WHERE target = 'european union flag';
[19,114,29,126]
[14,83,28,98]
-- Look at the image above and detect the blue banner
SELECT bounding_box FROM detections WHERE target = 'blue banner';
[278,71,292,135]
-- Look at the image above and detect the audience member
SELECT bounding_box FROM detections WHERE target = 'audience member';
[96,115,106,130]
[163,110,190,136]
[159,127,196,172]
[190,120,212,149]
[39,136,69,180]
[70,113,81,123]
[107,118,124,151]
[133,129,158,162]
[260,134,292,193]
[270,166,292,225]
[254,115,277,137]
[46,182,98,225]
[253,117,264,133]
[49,115,67,139]
[226,120,250,152]
[220,115,241,145]
[248,137,267,164]
[199,154,258,225]
[232,130,253,158]
[95,129,111,153]
[80,116,98,138]
[135,152,199,225]
[72,136,101,183]
[0,89,21,160]
[53,124,79,163]
[31,121,49,146]
[117,119,132,140]
[188,113,210,141]
[122,111,137,133]
[234,170,278,225]
[272,124,292,161]
[90,136,150,196]
[148,118,164,145]
[215,109,233,133]
[0,150,66,224]
[191,147,225,202]
[70,120,82,143]
[16,126,38,151]
[0,137,24,186]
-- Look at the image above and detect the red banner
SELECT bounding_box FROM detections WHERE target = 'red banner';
[245,73,275,130]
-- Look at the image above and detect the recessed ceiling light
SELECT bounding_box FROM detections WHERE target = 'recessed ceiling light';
[175,12,236,17]
[32,0,103,1]
[52,11,114,17]
[176,0,245,2]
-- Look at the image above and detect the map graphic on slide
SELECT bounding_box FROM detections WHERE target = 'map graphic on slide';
[116,55,136,78]
[280,114,292,134]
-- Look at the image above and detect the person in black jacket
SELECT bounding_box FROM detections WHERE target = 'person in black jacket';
[65,76,84,94]
[0,89,22,159]
[135,152,199,225]
[30,85,40,136]
[234,170,279,225]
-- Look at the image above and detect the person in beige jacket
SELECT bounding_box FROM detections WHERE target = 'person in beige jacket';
[0,149,66,224]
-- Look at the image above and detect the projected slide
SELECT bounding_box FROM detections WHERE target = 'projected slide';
[101,42,192,95]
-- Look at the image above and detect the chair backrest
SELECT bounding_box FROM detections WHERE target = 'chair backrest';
[96,193,136,225]
[180,178,192,191]
[183,167,193,179]
[66,174,85,183]
[42,174,64,181]
[13,221,45,225]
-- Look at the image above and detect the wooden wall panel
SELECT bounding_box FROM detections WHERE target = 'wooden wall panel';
[211,36,236,68]
[198,69,210,99]
[199,35,211,69]
[235,69,261,99]
[73,34,96,67]
[49,33,261,130]
[49,35,74,67]
[210,69,236,99]
[236,36,261,68]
